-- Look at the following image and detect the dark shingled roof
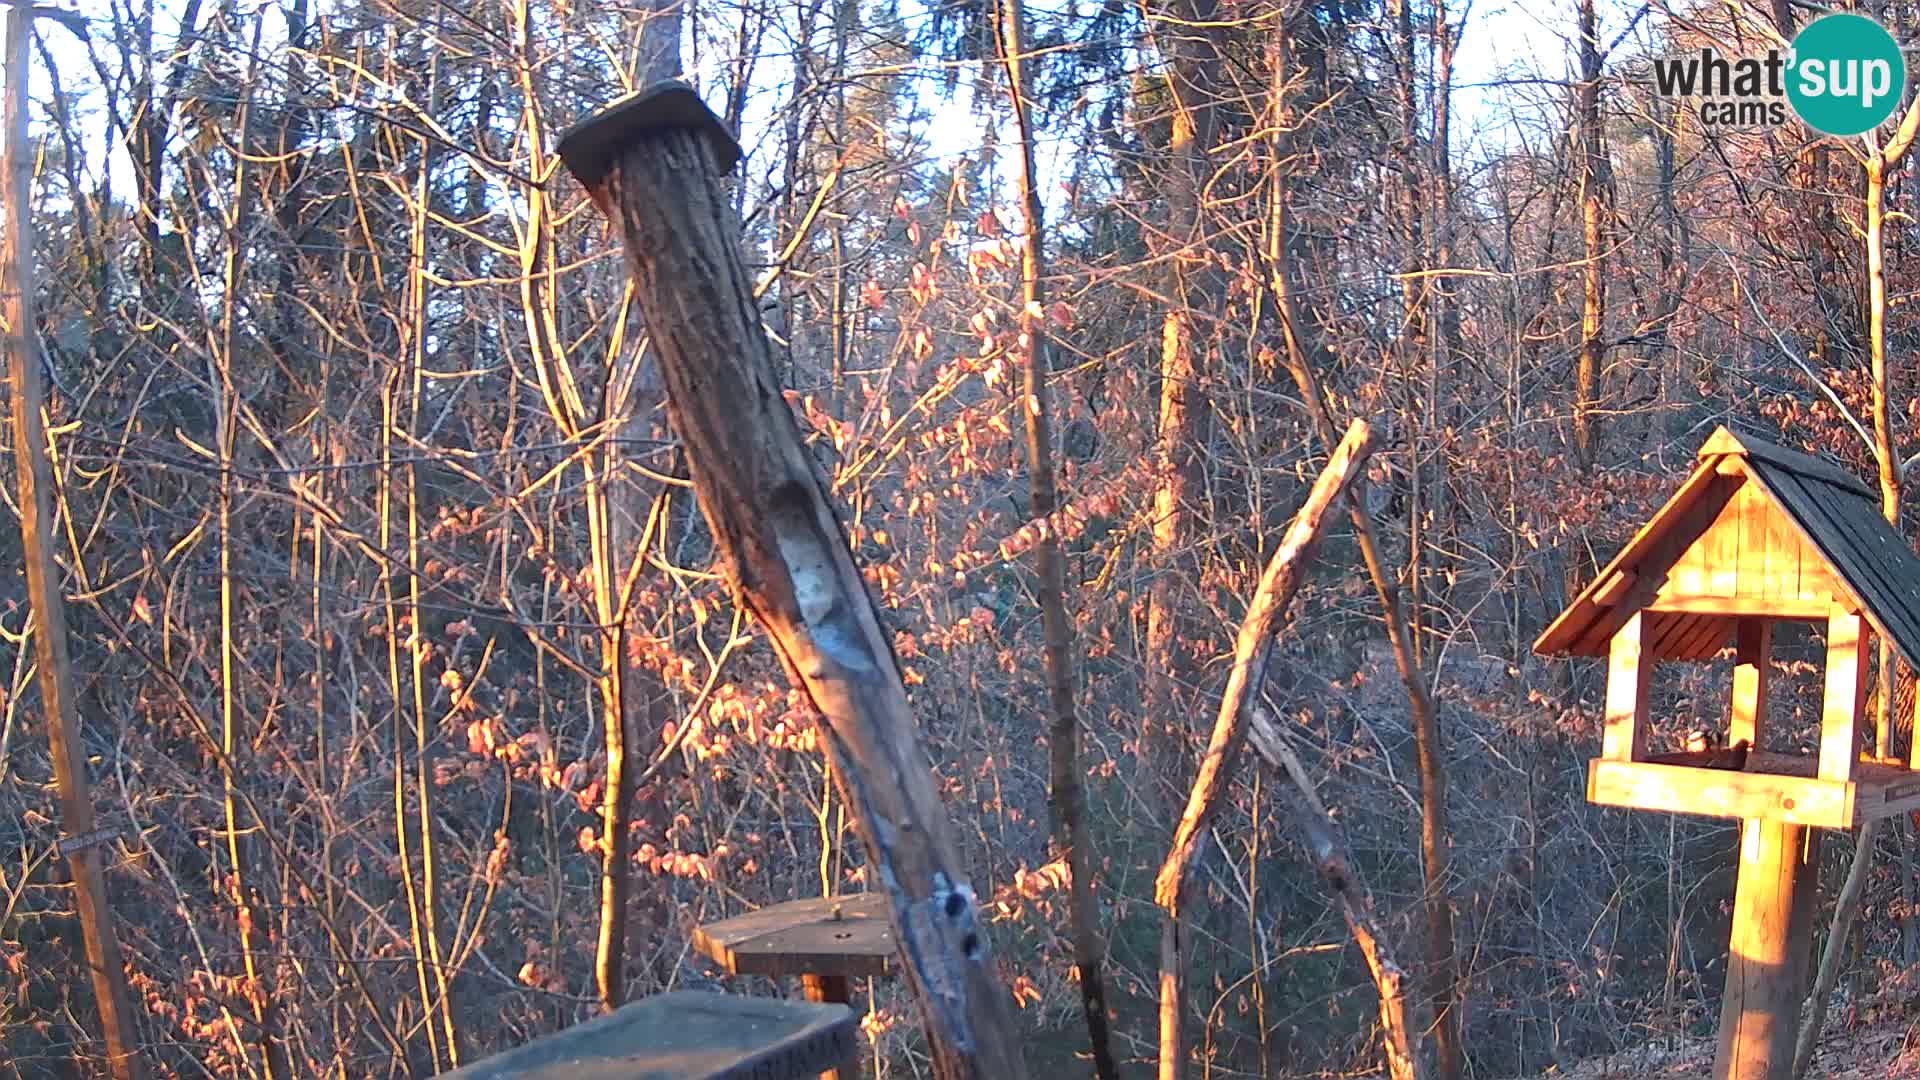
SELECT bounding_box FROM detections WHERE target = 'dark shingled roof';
[1534,426,1920,671]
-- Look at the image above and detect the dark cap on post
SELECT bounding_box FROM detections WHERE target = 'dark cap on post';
[557,80,743,191]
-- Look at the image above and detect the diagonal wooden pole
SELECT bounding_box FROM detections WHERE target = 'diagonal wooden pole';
[558,84,1030,1080]
[1245,707,1426,1080]
[1153,419,1392,1079]
[2,5,144,1078]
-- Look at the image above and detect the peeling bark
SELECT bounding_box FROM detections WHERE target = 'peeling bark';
[575,115,1029,1080]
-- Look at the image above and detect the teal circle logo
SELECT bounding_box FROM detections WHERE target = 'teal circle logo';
[1786,14,1906,136]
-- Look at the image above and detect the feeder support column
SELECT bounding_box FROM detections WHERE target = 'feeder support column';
[1729,619,1770,750]
[1715,820,1819,1080]
[1820,608,1867,783]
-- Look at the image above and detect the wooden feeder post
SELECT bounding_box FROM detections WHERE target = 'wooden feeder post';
[1536,427,1920,1080]
[1716,820,1819,1079]
[557,83,1029,1080]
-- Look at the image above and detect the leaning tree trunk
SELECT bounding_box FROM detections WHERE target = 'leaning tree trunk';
[1155,420,1386,1078]
[1246,709,1428,1080]
[559,87,1029,1080]
[1266,21,1459,1077]
[2,8,144,1078]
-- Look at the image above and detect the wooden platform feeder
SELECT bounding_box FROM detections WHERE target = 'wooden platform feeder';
[693,894,895,1080]
[437,990,856,1079]
[1536,426,1920,1080]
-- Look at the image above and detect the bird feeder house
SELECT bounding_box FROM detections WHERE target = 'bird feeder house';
[1536,426,1920,1080]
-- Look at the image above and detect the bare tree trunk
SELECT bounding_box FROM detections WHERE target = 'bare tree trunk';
[563,91,1030,1080]
[997,2,1118,1075]
[2,8,144,1078]
[1389,0,1433,673]
[127,0,205,269]
[1572,0,1606,472]
[1425,0,1461,643]
[1246,710,1429,1080]
[210,28,293,1076]
[1796,99,1920,1079]
[1141,0,1223,820]
[586,3,681,1015]
[1868,149,1903,763]
[1156,420,1376,1080]
[1795,819,1876,1077]
[1647,91,1690,448]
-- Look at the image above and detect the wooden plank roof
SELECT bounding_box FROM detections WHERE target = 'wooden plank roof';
[1534,426,1920,670]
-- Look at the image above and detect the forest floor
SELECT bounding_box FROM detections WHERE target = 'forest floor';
[1539,1010,1920,1078]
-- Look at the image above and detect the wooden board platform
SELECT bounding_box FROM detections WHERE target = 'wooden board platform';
[437,990,856,1079]
[693,893,895,979]
[1588,751,1920,829]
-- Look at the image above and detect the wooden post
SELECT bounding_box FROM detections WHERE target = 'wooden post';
[558,84,1028,1080]
[1601,611,1652,761]
[1820,608,1867,782]
[1715,820,1820,1080]
[1730,619,1770,750]
[803,975,854,1080]
[1,6,143,1078]
[1909,668,1920,771]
